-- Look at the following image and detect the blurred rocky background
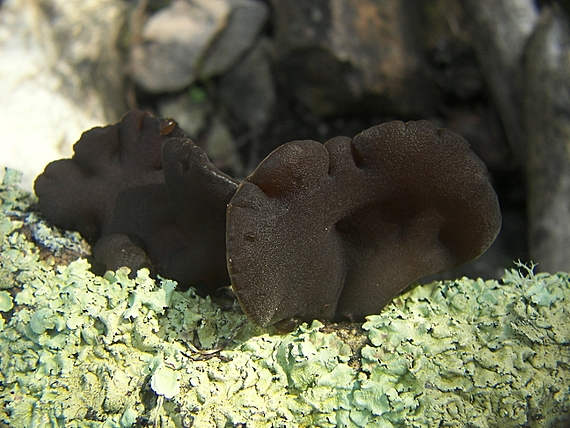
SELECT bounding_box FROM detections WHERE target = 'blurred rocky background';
[1,0,569,278]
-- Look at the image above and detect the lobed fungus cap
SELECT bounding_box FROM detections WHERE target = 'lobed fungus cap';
[226,120,502,327]
[34,110,186,241]
[35,110,238,294]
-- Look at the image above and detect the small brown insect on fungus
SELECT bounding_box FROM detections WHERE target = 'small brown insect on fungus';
[35,110,238,294]
[226,120,502,328]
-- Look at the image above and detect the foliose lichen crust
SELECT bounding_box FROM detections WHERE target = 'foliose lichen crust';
[1,168,569,427]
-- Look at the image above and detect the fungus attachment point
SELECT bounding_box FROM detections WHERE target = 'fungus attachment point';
[226,120,502,327]
[273,317,303,334]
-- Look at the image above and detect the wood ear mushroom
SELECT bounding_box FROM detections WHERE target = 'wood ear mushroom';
[35,114,501,328]
[226,120,502,327]
[35,110,238,295]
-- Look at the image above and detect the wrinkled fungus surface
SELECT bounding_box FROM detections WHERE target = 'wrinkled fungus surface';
[227,120,502,326]
[35,110,238,294]
[35,113,501,328]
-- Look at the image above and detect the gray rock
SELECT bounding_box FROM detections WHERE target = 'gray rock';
[459,0,539,159]
[524,6,570,272]
[0,0,126,189]
[200,0,269,78]
[202,116,244,177]
[219,38,276,132]
[130,0,227,93]
[270,0,440,117]
[131,0,268,93]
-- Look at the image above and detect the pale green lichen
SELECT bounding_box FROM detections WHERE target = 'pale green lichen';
[359,267,570,427]
[151,364,181,400]
[0,290,13,312]
[1,167,569,427]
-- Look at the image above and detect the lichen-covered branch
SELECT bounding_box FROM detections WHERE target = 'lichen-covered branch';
[1,169,569,427]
